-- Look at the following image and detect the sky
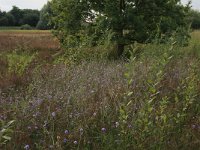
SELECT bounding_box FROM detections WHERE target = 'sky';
[0,0,48,11]
[0,0,200,12]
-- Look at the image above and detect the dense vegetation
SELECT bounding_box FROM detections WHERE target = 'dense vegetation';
[51,0,192,57]
[0,0,200,150]
[0,4,52,29]
[0,6,40,27]
[189,9,200,29]
[0,30,200,149]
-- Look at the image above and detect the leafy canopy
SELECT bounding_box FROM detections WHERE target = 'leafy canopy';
[51,0,190,56]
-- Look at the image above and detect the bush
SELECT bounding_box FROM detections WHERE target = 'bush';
[20,24,32,30]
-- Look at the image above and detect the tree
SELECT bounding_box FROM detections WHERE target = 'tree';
[37,2,53,30]
[5,13,15,26]
[51,0,190,57]
[0,17,8,26]
[21,13,39,27]
[10,6,23,26]
[19,9,40,26]
[189,10,200,29]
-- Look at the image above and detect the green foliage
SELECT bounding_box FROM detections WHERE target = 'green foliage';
[20,24,32,30]
[1,32,200,149]
[0,16,9,26]
[7,51,35,75]
[189,10,200,29]
[36,2,53,30]
[0,6,40,27]
[10,6,23,26]
[0,120,15,145]
[51,0,191,57]
[21,12,39,27]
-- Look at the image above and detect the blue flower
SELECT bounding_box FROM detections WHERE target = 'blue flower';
[63,138,67,143]
[64,130,69,134]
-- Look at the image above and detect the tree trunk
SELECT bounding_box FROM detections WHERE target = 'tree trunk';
[116,0,125,57]
[117,43,125,57]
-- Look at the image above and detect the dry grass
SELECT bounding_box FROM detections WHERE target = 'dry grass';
[0,30,61,90]
[0,30,60,52]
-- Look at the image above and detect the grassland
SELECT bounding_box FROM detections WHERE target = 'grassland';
[0,30,200,149]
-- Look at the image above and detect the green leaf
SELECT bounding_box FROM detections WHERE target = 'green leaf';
[2,135,11,141]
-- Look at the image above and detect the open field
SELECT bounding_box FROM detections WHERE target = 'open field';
[0,30,200,149]
[0,30,60,52]
[0,27,21,30]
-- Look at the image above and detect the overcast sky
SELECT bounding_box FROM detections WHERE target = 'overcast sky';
[0,0,200,12]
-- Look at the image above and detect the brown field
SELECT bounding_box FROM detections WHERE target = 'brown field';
[0,30,60,52]
[0,30,61,90]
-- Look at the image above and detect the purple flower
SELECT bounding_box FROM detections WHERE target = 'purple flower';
[63,138,67,143]
[24,144,30,150]
[64,130,69,134]
[51,112,56,117]
[74,140,78,144]
[101,127,106,133]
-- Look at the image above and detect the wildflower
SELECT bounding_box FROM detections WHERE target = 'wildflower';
[128,124,132,128]
[63,138,67,143]
[79,128,84,132]
[93,112,97,116]
[27,126,31,130]
[24,144,30,150]
[115,122,119,128]
[101,127,106,133]
[74,140,78,144]
[51,112,56,117]
[65,130,69,134]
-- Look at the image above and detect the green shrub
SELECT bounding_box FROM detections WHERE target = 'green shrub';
[20,24,32,30]
[7,51,35,75]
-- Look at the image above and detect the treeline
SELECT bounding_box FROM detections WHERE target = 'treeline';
[0,2,52,30]
[0,6,39,27]
[0,2,200,30]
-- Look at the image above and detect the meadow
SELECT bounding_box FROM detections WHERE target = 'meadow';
[0,30,200,149]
